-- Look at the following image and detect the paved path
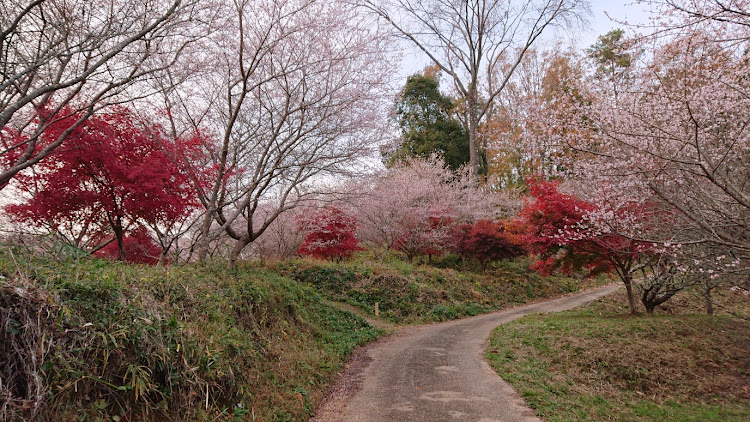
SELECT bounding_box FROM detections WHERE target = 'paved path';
[312,285,619,422]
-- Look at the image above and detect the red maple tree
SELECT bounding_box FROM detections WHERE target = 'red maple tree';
[514,179,656,313]
[297,207,362,261]
[94,228,163,265]
[452,219,523,271]
[6,107,199,262]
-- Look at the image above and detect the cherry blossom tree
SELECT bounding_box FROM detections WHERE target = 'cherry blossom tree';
[569,18,750,281]
[482,48,591,187]
[646,0,750,32]
[353,155,502,260]
[178,0,392,266]
[247,207,305,261]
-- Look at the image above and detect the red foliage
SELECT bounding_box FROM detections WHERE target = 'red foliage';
[95,228,162,265]
[514,179,652,277]
[5,106,200,262]
[452,220,523,269]
[297,207,363,261]
[393,208,454,261]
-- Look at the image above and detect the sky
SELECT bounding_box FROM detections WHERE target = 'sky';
[582,0,653,48]
[399,0,654,77]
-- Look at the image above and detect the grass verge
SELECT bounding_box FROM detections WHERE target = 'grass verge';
[486,290,750,422]
[275,256,610,324]
[0,249,379,421]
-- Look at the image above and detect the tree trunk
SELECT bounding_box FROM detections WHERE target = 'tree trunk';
[467,88,480,181]
[197,210,214,262]
[623,274,637,315]
[704,288,714,315]
[113,219,126,262]
[228,238,250,268]
[640,284,679,316]
[157,251,168,266]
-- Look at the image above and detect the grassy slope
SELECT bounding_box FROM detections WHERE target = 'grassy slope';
[1,251,378,421]
[1,250,608,421]
[486,290,750,422]
[276,256,609,324]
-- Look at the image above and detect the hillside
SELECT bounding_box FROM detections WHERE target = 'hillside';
[1,250,378,421]
[276,257,608,324]
[1,250,603,421]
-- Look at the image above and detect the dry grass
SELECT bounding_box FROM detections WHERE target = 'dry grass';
[487,291,750,422]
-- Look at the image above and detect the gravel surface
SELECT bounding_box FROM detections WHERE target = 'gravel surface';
[312,285,620,422]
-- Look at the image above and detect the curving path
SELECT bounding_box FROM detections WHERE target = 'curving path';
[312,285,619,422]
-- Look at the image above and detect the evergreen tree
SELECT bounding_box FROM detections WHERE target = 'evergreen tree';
[388,74,470,171]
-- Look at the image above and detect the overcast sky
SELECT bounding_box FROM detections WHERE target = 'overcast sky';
[399,1,654,77]
[582,0,652,48]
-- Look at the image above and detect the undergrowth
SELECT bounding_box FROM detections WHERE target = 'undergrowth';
[0,248,378,421]
[275,255,609,324]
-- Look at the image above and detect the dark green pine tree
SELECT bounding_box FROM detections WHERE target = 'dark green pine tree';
[387,74,470,171]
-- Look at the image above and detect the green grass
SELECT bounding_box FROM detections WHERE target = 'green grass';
[0,246,613,421]
[0,249,379,421]
[274,255,610,324]
[486,290,750,422]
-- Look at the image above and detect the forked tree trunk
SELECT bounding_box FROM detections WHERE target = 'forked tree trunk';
[228,238,250,268]
[640,285,679,315]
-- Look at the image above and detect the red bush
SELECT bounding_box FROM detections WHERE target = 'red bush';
[452,219,523,270]
[297,207,363,261]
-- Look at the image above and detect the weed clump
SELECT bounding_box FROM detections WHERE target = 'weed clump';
[1,276,55,420]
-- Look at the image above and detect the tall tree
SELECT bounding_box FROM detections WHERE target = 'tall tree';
[187,0,392,266]
[586,29,633,100]
[483,48,590,186]
[360,0,589,179]
[0,0,203,189]
[574,22,750,268]
[389,73,471,171]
